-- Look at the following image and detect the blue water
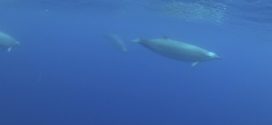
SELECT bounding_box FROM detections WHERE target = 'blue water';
[0,0,272,125]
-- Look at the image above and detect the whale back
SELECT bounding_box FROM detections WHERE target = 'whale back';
[138,38,217,62]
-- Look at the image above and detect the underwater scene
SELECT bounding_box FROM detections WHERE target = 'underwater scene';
[0,0,272,124]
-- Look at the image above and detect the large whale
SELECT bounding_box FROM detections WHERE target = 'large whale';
[134,37,220,66]
[0,31,20,52]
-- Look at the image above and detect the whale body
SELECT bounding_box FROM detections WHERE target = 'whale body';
[134,37,220,66]
[0,32,19,52]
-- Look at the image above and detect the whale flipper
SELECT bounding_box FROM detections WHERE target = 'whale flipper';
[191,62,199,67]
[7,47,12,52]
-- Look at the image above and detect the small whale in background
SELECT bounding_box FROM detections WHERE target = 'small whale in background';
[133,37,220,66]
[0,31,20,52]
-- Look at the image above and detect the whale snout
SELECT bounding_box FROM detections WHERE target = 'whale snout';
[207,52,221,60]
[212,54,222,60]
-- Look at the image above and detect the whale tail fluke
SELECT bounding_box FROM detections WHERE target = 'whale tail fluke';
[106,34,128,52]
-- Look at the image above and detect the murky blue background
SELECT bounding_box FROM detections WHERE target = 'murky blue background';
[0,0,272,125]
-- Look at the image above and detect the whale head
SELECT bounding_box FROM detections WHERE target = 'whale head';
[207,52,220,60]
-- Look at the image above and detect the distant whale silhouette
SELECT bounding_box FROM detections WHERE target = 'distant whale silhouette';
[134,37,220,66]
[0,31,20,52]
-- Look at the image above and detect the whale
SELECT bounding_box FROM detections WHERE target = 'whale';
[133,37,220,66]
[0,31,20,52]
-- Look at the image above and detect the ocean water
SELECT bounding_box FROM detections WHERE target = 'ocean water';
[0,0,272,125]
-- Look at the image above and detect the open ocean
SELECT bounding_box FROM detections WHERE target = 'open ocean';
[0,0,272,125]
